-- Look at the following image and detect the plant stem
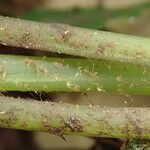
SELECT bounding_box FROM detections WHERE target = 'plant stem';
[0,55,150,95]
[22,2,150,29]
[125,139,150,150]
[0,16,150,66]
[0,96,150,139]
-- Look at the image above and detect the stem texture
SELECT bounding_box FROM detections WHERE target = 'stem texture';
[0,55,150,95]
[125,139,150,150]
[0,96,150,139]
[0,16,150,66]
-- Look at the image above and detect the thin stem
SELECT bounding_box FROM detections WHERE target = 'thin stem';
[22,2,150,29]
[0,55,150,95]
[0,96,150,139]
[0,16,150,66]
[125,139,150,150]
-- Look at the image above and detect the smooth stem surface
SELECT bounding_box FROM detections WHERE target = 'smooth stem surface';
[0,55,150,95]
[0,16,150,66]
[0,96,150,139]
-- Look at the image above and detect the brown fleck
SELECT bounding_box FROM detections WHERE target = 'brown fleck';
[41,114,65,140]
[86,112,114,131]
[0,108,17,127]
[97,41,115,55]
[64,116,82,132]
[43,123,65,140]
[134,51,144,59]
[19,30,32,49]
[50,23,72,42]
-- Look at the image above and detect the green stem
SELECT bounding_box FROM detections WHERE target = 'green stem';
[0,16,150,66]
[0,96,150,139]
[22,2,150,29]
[125,139,150,150]
[0,55,150,95]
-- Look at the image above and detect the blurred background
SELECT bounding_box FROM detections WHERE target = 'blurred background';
[0,0,150,149]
